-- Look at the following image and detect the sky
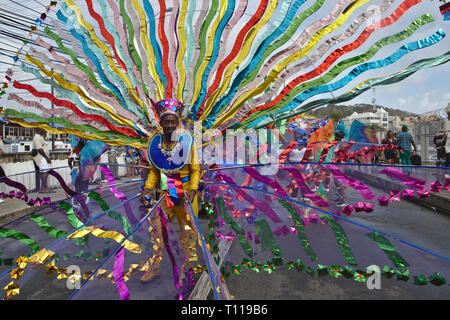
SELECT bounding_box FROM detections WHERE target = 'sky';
[0,0,449,118]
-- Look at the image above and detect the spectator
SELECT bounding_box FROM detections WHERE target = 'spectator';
[382,130,395,164]
[395,125,416,174]
[125,145,137,178]
[68,139,87,189]
[331,130,348,206]
[32,128,53,193]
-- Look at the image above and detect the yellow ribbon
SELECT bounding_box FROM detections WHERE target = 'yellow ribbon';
[176,0,189,101]
[24,54,135,129]
[4,118,146,149]
[65,0,145,110]
[66,226,143,254]
[200,0,280,121]
[190,0,230,107]
[130,0,165,101]
[213,0,370,128]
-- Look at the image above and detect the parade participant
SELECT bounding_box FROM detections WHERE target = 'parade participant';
[140,99,201,282]
[395,125,416,173]
[32,128,53,193]
[68,139,87,189]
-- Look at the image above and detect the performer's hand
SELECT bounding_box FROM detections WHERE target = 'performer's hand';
[185,190,196,203]
[140,188,152,203]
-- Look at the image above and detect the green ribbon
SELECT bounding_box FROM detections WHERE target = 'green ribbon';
[160,172,168,191]
[238,0,326,89]
[0,227,40,253]
[216,197,253,257]
[29,213,69,239]
[192,0,219,84]
[254,218,282,256]
[366,232,409,268]
[88,191,133,235]
[57,201,85,229]
[321,215,359,266]
[278,199,318,261]
[119,0,143,76]
[240,14,435,127]
[260,51,450,128]
[44,26,113,96]
[4,109,146,146]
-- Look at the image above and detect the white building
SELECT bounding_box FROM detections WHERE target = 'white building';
[343,107,389,130]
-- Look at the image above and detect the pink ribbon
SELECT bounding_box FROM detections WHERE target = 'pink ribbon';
[430,180,443,193]
[377,195,390,206]
[215,173,282,223]
[402,188,415,200]
[326,165,376,200]
[113,246,130,300]
[416,188,430,199]
[343,205,353,216]
[389,190,401,202]
[379,167,426,190]
[283,167,330,207]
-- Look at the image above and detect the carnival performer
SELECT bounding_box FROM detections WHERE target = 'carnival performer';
[140,99,201,282]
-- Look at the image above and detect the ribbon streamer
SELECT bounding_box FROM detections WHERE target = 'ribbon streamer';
[216,197,253,257]
[278,199,318,262]
[0,227,40,253]
[327,164,376,200]
[379,167,426,190]
[321,215,359,266]
[100,166,139,226]
[366,232,410,268]
[113,246,130,300]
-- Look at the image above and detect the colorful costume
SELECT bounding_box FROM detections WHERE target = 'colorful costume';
[141,99,201,282]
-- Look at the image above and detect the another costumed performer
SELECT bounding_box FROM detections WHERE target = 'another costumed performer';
[140,99,201,282]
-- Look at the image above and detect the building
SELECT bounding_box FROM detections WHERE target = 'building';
[342,107,389,130]
[0,121,71,152]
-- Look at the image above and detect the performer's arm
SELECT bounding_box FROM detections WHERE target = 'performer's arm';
[189,142,201,191]
[186,142,201,203]
[144,161,159,190]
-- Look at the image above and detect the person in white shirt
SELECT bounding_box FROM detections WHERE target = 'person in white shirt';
[32,128,53,193]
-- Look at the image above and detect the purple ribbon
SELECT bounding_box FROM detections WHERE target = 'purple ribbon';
[113,246,130,300]
[243,167,288,197]
[156,206,181,292]
[48,169,77,196]
[327,165,376,200]
[379,167,426,190]
[101,166,139,225]
[283,167,330,207]
[215,173,282,223]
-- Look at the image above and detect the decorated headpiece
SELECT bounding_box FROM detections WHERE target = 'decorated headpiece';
[156,99,184,121]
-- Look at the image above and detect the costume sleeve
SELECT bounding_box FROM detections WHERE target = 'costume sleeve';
[144,161,159,190]
[189,141,201,191]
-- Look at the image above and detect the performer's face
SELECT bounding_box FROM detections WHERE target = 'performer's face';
[161,114,179,140]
